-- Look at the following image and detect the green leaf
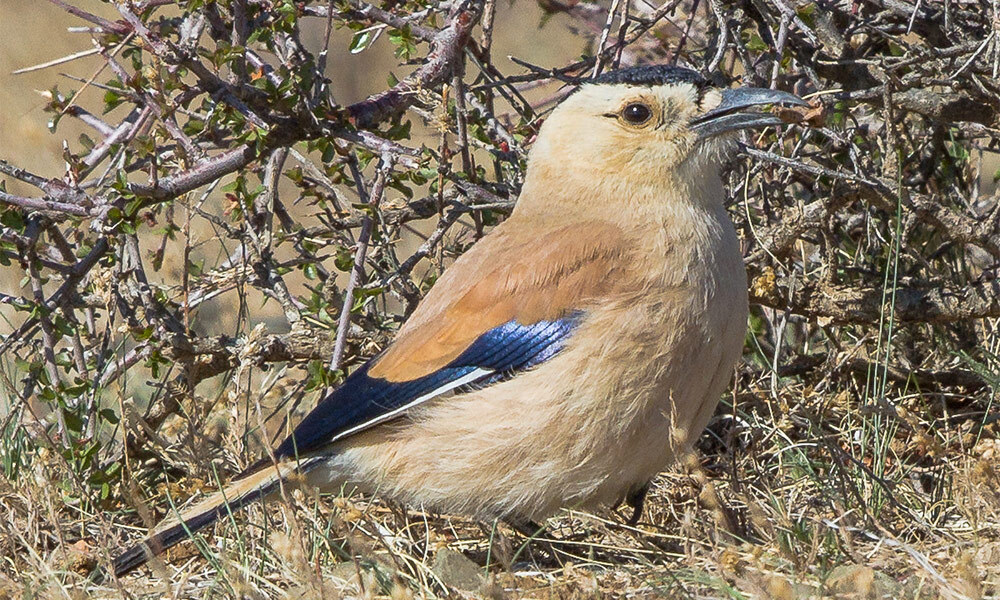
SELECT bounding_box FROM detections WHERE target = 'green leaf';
[349,31,373,54]
[62,382,90,398]
[335,247,354,272]
[63,411,84,434]
[746,32,768,53]
[103,89,125,113]
[0,208,25,232]
[99,409,119,425]
[351,286,384,311]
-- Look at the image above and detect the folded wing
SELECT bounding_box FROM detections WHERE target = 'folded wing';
[272,314,583,459]
[271,219,630,458]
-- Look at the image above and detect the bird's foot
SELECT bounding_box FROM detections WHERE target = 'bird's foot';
[507,518,547,539]
[624,482,650,527]
[502,518,587,566]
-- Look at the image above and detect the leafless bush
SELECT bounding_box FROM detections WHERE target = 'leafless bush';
[0,0,997,595]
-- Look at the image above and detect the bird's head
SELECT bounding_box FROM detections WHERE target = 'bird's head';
[521,65,807,212]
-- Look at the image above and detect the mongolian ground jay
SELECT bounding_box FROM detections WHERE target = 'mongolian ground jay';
[112,64,806,576]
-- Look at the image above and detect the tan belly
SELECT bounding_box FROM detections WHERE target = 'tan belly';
[315,275,747,520]
[584,289,748,508]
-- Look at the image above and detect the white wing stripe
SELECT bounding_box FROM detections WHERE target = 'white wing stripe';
[328,367,495,443]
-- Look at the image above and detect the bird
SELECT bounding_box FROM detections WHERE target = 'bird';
[111,64,806,576]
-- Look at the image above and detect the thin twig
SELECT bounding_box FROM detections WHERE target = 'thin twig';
[330,155,395,371]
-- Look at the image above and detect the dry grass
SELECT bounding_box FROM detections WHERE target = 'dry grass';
[2,360,998,598]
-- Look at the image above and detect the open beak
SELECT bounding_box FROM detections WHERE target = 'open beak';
[691,87,808,139]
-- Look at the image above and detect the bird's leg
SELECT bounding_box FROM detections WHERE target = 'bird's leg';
[503,518,581,567]
[625,482,651,526]
[506,518,547,539]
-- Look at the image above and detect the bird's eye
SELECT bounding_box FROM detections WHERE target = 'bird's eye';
[621,102,652,125]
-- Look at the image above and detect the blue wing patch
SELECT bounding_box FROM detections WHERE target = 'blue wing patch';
[272,313,583,460]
